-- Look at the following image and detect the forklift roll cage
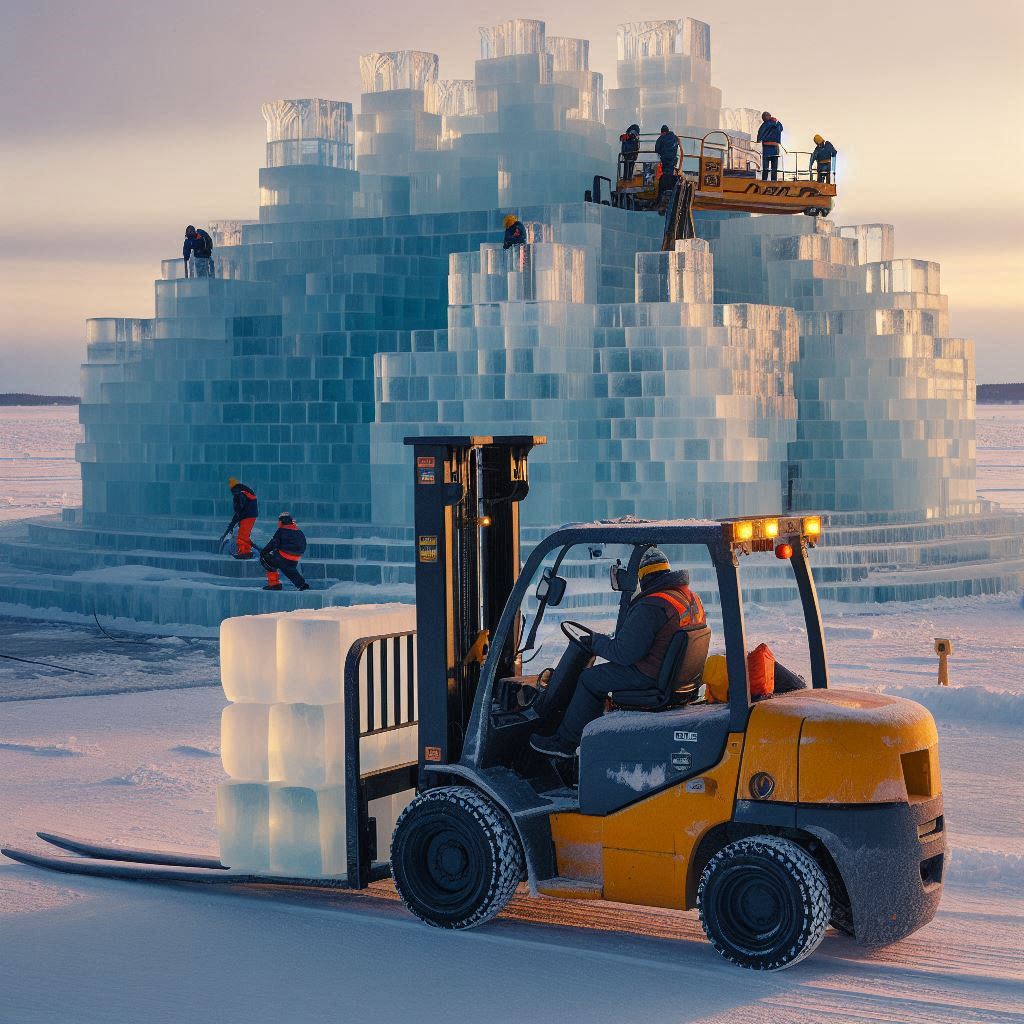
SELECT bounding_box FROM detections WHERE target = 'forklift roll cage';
[460,519,830,764]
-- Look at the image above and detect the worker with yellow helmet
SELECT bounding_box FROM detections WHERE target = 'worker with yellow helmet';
[502,214,526,250]
[809,133,837,183]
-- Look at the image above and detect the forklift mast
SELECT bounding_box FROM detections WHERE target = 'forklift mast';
[403,436,545,768]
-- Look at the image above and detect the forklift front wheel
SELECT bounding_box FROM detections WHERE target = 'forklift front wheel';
[697,835,831,970]
[391,786,524,930]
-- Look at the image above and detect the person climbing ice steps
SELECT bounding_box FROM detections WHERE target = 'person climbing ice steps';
[260,513,310,591]
[224,477,259,559]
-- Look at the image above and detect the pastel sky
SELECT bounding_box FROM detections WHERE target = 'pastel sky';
[2,0,1021,392]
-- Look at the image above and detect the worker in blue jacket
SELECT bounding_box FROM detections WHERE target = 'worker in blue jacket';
[183,225,214,278]
[530,548,705,758]
[809,134,837,182]
[260,514,310,591]
[502,215,526,249]
[226,477,258,559]
[756,112,784,181]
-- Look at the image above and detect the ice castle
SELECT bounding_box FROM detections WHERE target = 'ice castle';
[2,17,1021,628]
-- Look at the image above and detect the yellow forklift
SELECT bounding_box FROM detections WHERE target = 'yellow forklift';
[3,436,944,973]
[586,131,837,251]
[392,436,944,970]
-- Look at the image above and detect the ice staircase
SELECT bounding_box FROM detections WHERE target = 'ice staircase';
[0,506,1022,630]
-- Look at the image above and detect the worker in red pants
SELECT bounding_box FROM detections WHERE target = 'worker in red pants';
[260,513,310,591]
[227,477,259,559]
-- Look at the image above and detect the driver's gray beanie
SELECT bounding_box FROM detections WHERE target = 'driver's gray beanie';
[638,548,671,580]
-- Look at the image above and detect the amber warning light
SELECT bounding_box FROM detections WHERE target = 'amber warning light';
[775,543,793,559]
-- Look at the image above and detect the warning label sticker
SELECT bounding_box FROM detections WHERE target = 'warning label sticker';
[424,746,442,762]
[416,456,436,469]
[670,750,692,773]
[417,468,436,485]
[418,535,438,562]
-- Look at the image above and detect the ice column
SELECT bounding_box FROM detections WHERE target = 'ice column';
[217,604,417,877]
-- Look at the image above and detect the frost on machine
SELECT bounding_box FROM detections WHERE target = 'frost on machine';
[3,439,947,972]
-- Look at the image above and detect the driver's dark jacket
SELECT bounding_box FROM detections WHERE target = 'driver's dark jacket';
[590,570,705,679]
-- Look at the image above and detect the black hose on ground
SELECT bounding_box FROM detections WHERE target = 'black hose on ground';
[0,653,97,675]
[91,610,216,646]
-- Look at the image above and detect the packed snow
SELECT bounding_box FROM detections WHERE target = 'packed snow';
[0,405,1021,1021]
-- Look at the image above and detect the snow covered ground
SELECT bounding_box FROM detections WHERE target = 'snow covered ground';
[0,405,1021,1022]
[0,595,1021,1023]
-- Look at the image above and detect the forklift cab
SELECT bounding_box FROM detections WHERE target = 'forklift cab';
[395,437,943,971]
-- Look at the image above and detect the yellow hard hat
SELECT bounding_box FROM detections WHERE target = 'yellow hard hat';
[228,476,238,488]
[813,134,824,145]
[503,214,517,228]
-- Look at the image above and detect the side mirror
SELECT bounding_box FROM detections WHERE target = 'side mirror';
[609,559,637,593]
[535,568,567,607]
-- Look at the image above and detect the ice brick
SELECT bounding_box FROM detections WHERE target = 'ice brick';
[220,612,285,703]
[269,702,346,786]
[361,724,418,774]
[369,788,416,859]
[276,604,415,703]
[217,781,271,871]
[269,784,348,878]
[221,703,272,781]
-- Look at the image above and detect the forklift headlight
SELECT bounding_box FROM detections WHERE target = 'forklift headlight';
[764,520,779,538]
[803,517,821,536]
[735,521,754,542]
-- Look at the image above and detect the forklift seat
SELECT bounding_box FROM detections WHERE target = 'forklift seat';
[610,625,712,711]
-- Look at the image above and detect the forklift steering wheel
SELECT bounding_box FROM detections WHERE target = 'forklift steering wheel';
[560,621,595,648]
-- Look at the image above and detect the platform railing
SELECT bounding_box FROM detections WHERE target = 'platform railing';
[344,630,419,888]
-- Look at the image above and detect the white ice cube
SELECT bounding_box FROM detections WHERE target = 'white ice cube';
[360,723,418,774]
[217,781,270,871]
[269,784,348,878]
[269,703,346,786]
[276,604,415,704]
[220,612,285,702]
[221,703,272,781]
[369,788,415,859]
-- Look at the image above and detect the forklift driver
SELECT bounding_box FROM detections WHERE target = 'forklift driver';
[530,549,705,759]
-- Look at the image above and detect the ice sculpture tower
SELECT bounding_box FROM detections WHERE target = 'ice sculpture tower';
[1,16,1014,633]
[258,98,357,222]
[370,217,798,527]
[606,20,722,138]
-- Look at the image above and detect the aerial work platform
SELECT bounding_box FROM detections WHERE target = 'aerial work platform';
[587,130,837,221]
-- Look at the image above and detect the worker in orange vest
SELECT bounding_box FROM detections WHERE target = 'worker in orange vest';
[530,548,705,758]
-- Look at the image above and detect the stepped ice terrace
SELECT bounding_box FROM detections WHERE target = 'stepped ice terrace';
[1,17,1021,629]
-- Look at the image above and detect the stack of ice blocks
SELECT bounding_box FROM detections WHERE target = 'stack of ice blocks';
[217,604,417,878]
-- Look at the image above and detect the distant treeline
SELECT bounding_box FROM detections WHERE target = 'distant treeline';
[977,383,1024,404]
[0,394,81,406]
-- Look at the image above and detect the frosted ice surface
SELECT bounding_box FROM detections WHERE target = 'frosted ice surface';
[276,604,415,704]
[369,789,415,857]
[220,612,285,703]
[221,703,271,781]
[361,725,418,774]
[270,784,348,878]
[269,702,346,787]
[217,782,271,872]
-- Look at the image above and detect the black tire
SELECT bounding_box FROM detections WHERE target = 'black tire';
[391,786,524,930]
[697,835,830,970]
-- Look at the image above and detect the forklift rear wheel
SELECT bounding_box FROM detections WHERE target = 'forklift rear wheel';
[697,835,830,970]
[391,786,524,930]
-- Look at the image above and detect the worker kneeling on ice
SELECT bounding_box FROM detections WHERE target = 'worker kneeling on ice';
[530,548,704,759]
[260,513,310,591]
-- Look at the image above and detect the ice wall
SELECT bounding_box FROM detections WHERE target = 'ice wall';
[218,604,417,877]
[371,223,798,526]
[710,217,976,515]
[606,19,721,140]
